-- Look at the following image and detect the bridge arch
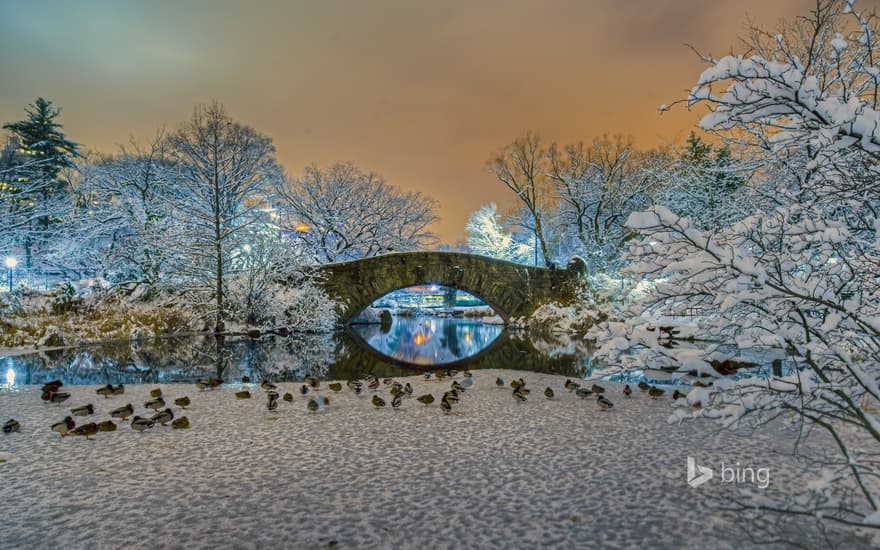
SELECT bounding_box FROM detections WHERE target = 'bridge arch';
[312,251,585,325]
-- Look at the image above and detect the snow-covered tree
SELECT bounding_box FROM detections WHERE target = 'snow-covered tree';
[488,131,555,267]
[277,162,438,264]
[465,203,532,263]
[62,136,177,285]
[593,0,880,531]
[547,134,659,273]
[166,101,285,332]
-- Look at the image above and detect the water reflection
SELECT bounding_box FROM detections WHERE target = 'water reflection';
[350,316,503,365]
[1,322,599,386]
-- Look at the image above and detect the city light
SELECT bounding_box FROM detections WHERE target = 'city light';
[4,256,16,269]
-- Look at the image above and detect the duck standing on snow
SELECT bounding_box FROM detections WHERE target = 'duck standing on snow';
[174,396,191,409]
[130,416,155,433]
[110,404,134,421]
[261,380,277,392]
[648,387,665,399]
[151,408,174,426]
[47,392,71,405]
[597,395,614,411]
[69,422,98,439]
[590,384,606,394]
[391,393,402,410]
[235,390,251,399]
[440,397,452,414]
[51,416,76,437]
[417,394,434,406]
[96,384,114,398]
[111,384,125,396]
[637,381,650,392]
[404,382,413,396]
[300,384,310,396]
[41,380,63,393]
[576,387,591,399]
[672,390,685,400]
[544,387,555,400]
[172,416,190,429]
[149,388,162,398]
[3,419,20,433]
[371,395,386,409]
[144,396,165,412]
[623,385,632,397]
[307,398,319,413]
[513,388,527,402]
[328,382,343,393]
[266,391,279,412]
[97,420,117,432]
[70,404,94,417]
[283,392,294,402]
[496,377,505,388]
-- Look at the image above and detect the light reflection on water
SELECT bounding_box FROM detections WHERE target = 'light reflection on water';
[350,316,503,365]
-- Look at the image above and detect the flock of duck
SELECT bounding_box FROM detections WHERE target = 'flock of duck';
[0,371,688,438]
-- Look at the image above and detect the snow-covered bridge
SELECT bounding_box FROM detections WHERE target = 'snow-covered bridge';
[313,251,586,325]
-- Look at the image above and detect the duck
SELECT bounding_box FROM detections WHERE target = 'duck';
[390,386,403,398]
[597,395,614,411]
[382,378,394,385]
[69,422,98,439]
[623,384,632,397]
[576,387,592,399]
[648,387,665,399]
[513,389,527,402]
[637,381,650,392]
[267,391,279,412]
[448,369,459,379]
[564,379,579,392]
[300,384,310,396]
[416,394,435,405]
[111,384,125,396]
[440,398,452,414]
[174,396,191,409]
[110,404,134,421]
[261,381,277,392]
[451,381,464,393]
[151,408,174,426]
[41,380,63,393]
[672,390,685,400]
[144,396,166,411]
[321,396,330,408]
[51,416,76,437]
[97,420,117,432]
[3,419,20,433]
[328,382,343,393]
[235,390,251,399]
[424,373,432,381]
[130,416,155,432]
[149,388,162,398]
[196,379,211,391]
[435,370,446,381]
[208,378,223,390]
[510,379,523,391]
[404,383,413,396]
[544,387,555,400]
[96,384,114,398]
[443,390,460,404]
[172,416,190,429]
[590,384,606,394]
[307,398,319,412]
[391,394,402,410]
[371,395,386,409]
[306,376,320,390]
[351,384,363,396]
[464,370,473,379]
[47,392,71,405]
[241,376,251,383]
[70,404,95,417]
[496,377,505,388]
[283,392,294,402]
[368,378,380,391]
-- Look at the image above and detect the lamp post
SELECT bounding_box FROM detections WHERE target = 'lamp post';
[4,256,17,292]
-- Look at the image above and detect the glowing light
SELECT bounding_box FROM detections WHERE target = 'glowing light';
[413,332,426,346]
[242,244,252,253]
[4,257,17,269]
[5,368,14,386]
[295,223,310,233]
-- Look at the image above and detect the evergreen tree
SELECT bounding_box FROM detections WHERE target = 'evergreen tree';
[1,97,81,270]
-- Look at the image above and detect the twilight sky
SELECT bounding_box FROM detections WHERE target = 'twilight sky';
[0,0,861,242]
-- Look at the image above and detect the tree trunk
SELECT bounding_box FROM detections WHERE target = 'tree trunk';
[213,164,224,333]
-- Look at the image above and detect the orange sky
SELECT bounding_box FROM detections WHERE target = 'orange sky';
[1,0,869,242]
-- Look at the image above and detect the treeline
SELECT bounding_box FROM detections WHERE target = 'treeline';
[0,100,437,330]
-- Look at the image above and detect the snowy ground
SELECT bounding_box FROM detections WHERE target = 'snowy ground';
[0,370,875,549]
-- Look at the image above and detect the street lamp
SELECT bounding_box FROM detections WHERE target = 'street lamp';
[4,256,16,292]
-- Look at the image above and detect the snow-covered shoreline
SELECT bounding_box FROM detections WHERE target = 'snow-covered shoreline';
[0,370,872,549]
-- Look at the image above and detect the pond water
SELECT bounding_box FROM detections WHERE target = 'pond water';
[1,316,605,386]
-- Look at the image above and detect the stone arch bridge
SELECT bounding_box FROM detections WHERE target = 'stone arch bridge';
[312,251,585,325]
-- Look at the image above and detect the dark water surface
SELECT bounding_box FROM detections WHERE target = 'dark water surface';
[2,316,601,386]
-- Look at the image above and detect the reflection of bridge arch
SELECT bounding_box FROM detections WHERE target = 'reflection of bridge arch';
[313,251,585,325]
[325,328,583,379]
